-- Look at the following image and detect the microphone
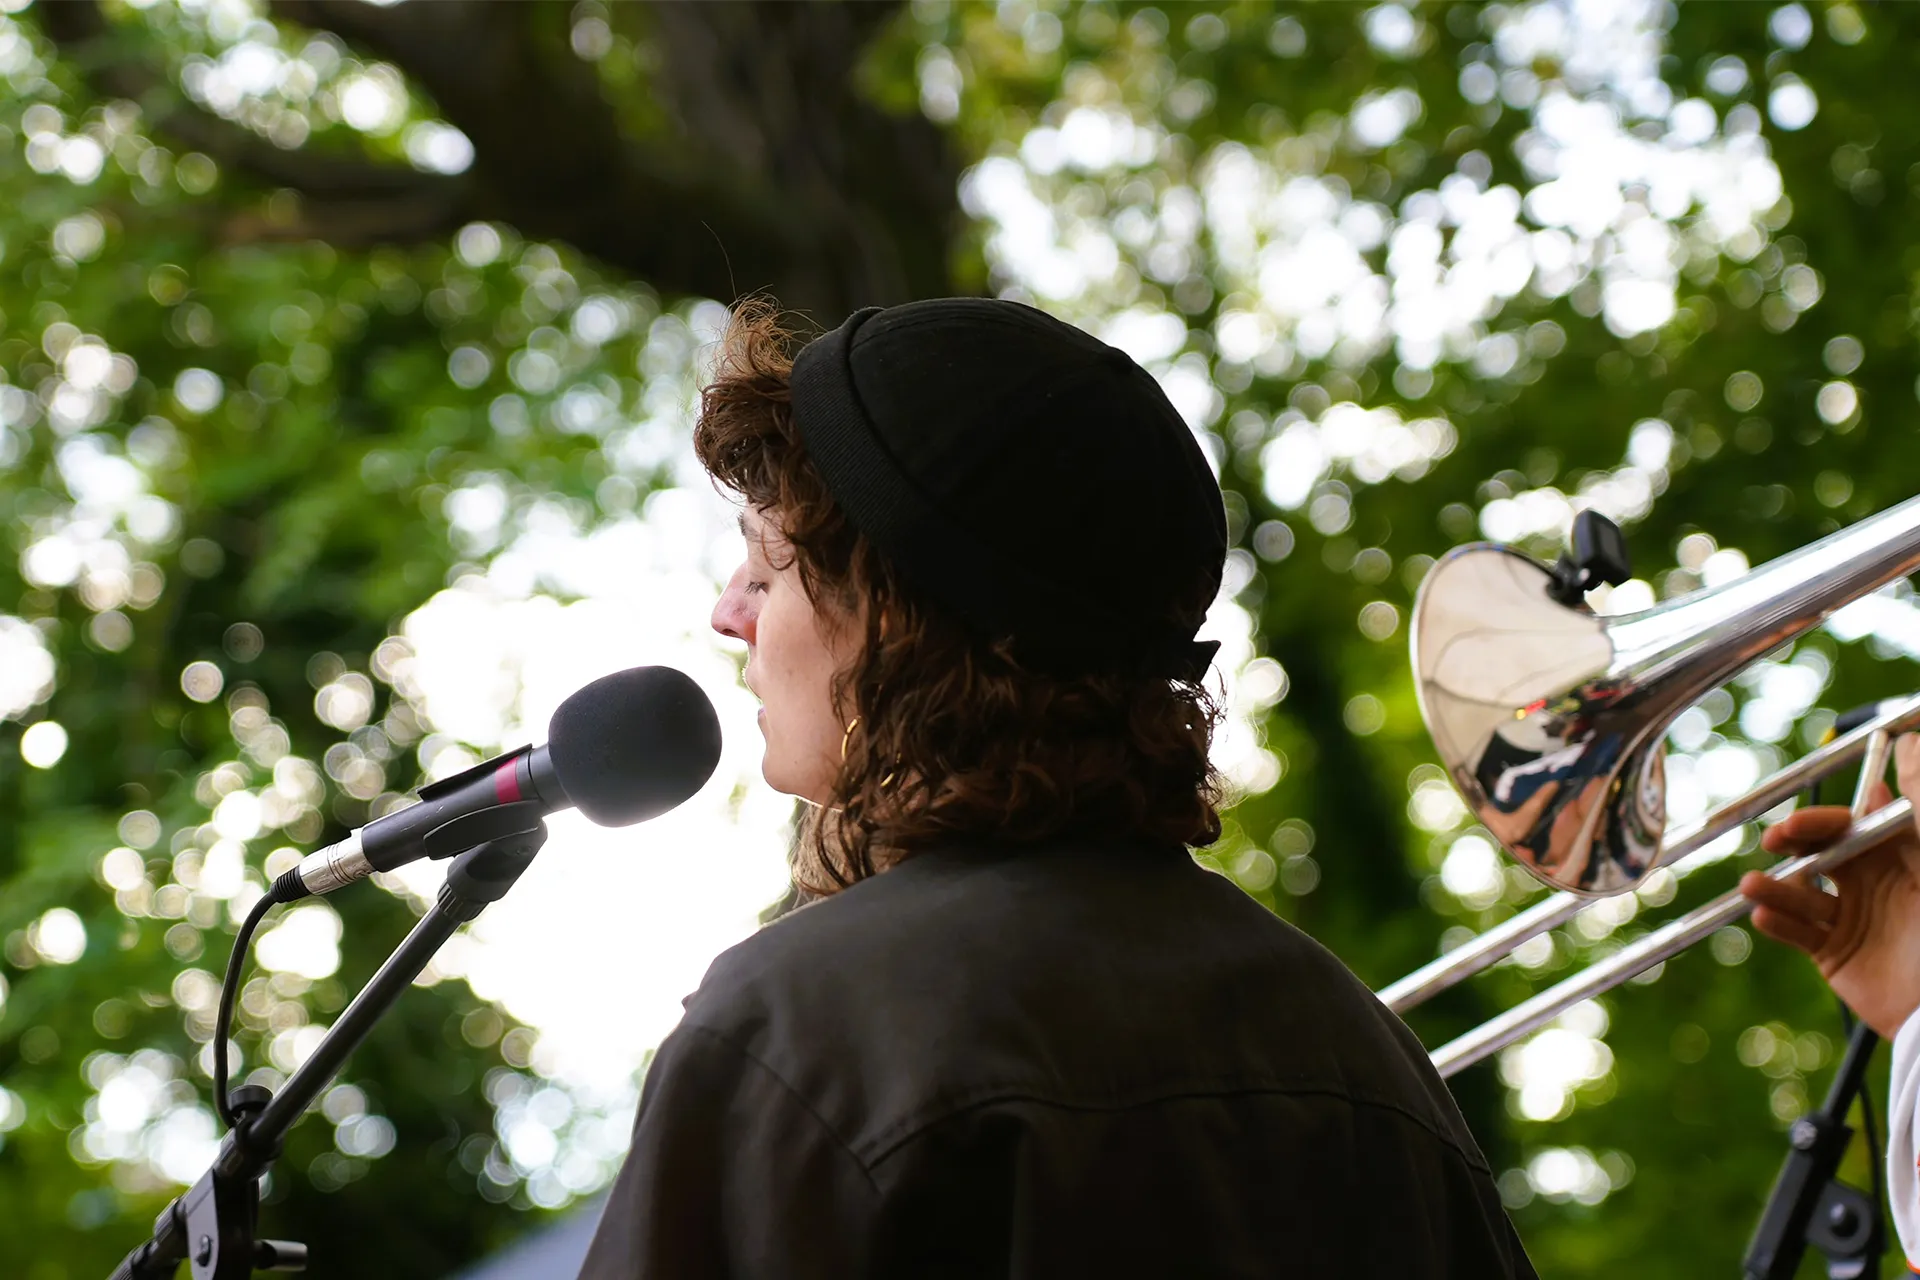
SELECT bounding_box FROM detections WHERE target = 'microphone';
[273,665,722,902]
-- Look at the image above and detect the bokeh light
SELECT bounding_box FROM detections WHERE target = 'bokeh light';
[20,720,68,768]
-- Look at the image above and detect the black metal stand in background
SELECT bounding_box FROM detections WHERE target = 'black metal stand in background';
[1743,1018,1885,1279]
[106,827,548,1280]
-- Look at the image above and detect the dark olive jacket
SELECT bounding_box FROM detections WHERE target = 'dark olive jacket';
[579,837,1535,1279]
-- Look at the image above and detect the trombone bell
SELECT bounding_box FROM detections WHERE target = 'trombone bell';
[1413,546,1664,897]
[1411,495,1920,897]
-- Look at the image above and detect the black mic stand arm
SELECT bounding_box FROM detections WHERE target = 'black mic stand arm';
[107,827,548,1280]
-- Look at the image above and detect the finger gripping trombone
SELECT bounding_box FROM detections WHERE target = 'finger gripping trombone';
[1386,496,1920,1077]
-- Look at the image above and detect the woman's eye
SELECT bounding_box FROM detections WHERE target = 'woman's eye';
[744,579,769,595]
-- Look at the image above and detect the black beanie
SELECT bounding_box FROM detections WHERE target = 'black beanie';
[789,298,1226,679]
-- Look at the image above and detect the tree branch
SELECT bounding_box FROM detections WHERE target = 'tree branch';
[273,0,963,313]
[36,0,963,316]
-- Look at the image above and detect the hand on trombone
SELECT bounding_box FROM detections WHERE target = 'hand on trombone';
[1740,734,1920,1039]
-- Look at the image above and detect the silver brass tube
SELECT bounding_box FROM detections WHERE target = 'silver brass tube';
[1851,729,1893,818]
[1378,693,1920,1015]
[1430,797,1914,1077]
[1379,892,1583,1016]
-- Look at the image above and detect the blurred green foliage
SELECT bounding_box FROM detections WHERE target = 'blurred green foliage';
[3,0,1920,1276]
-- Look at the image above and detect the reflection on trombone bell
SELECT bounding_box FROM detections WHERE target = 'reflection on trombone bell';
[1469,676,1660,893]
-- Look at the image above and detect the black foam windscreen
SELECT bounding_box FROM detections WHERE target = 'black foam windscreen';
[545,666,722,826]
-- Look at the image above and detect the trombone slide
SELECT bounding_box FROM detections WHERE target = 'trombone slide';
[1379,694,1920,1015]
[1429,796,1913,1078]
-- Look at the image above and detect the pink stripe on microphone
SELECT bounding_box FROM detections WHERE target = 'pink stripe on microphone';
[494,760,524,805]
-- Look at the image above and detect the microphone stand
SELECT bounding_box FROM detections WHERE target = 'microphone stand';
[106,826,548,1280]
[1742,1018,1885,1279]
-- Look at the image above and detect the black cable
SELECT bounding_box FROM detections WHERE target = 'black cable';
[214,889,280,1130]
[1859,1065,1884,1246]
[1832,1001,1888,1262]
[1823,743,1888,1252]
[1815,746,1887,1258]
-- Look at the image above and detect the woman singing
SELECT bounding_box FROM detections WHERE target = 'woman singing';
[578,298,1535,1278]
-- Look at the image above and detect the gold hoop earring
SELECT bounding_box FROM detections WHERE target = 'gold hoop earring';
[841,716,861,762]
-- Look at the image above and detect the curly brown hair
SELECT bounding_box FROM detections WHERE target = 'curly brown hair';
[694,300,1224,895]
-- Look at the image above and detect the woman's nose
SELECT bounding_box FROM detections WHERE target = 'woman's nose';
[712,563,757,644]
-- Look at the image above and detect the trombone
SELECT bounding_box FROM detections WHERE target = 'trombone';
[1383,494,1920,1077]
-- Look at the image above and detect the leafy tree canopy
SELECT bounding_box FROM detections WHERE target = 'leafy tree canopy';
[2,1,1917,1276]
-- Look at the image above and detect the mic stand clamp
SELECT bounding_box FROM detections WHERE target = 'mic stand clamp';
[106,827,548,1280]
[1743,1020,1885,1280]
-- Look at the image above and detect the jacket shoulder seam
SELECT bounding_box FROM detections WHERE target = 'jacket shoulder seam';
[860,1079,1492,1176]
